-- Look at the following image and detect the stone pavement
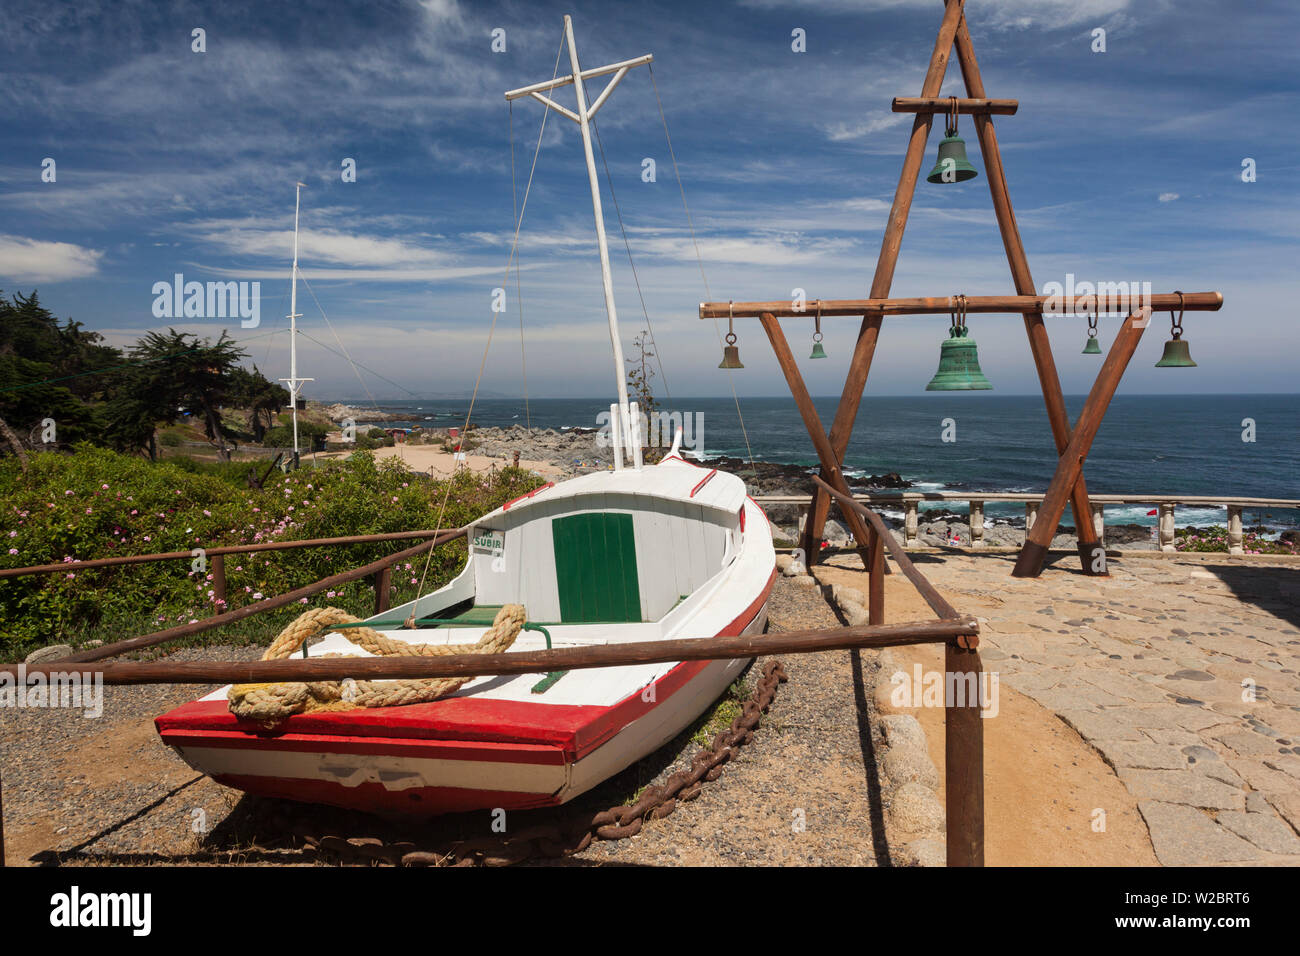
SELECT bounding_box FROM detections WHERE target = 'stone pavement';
[850,550,1300,865]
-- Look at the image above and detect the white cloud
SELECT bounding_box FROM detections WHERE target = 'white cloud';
[0,235,103,282]
[1158,192,1180,203]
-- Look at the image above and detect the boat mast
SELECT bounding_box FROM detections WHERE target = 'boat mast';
[505,16,653,465]
[280,181,312,466]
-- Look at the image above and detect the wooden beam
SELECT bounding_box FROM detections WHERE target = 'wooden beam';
[6,617,981,684]
[945,641,985,866]
[699,292,1223,319]
[803,0,970,562]
[48,528,470,664]
[1013,310,1152,577]
[952,12,1105,574]
[892,96,1017,115]
[757,313,878,570]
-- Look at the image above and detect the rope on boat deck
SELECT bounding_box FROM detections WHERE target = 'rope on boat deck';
[227,604,525,726]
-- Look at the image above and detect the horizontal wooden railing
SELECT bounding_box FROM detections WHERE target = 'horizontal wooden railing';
[0,500,987,866]
[754,492,1300,555]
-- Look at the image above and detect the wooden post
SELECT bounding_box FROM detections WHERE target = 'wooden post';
[868,525,885,625]
[374,565,392,614]
[952,13,1104,575]
[757,313,877,569]
[803,0,968,563]
[945,639,985,867]
[1013,311,1151,577]
[211,553,226,615]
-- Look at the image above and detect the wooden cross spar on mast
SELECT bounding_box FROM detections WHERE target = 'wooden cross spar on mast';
[504,15,653,466]
[699,0,1224,579]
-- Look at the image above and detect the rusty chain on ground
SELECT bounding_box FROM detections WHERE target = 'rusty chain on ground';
[275,659,788,867]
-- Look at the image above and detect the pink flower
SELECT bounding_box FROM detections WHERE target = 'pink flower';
[101,483,109,490]
[8,548,16,555]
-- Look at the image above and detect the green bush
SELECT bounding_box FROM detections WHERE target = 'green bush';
[263,422,328,448]
[0,445,544,659]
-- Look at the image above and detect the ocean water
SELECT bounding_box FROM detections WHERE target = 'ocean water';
[332,393,1300,531]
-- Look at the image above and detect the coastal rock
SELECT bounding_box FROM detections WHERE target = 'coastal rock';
[887,781,945,833]
[881,741,940,790]
[25,644,73,665]
[881,714,928,753]
[898,838,946,867]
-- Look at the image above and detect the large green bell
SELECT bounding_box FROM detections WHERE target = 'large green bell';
[926,135,978,184]
[1154,331,1197,367]
[1082,332,1102,354]
[926,326,992,390]
[809,338,827,360]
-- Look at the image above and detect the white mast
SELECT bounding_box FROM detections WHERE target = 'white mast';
[505,15,652,468]
[280,182,312,464]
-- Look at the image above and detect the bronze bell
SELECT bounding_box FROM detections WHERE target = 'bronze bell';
[719,331,744,369]
[926,325,992,390]
[1154,331,1197,367]
[1154,292,1196,367]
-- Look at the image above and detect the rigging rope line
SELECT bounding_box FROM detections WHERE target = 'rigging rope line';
[297,330,422,399]
[509,103,532,432]
[412,25,566,600]
[585,106,671,405]
[648,64,756,469]
[297,273,384,419]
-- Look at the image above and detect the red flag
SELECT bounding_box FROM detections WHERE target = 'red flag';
[1147,508,1158,516]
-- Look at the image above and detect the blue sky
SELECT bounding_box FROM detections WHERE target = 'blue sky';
[2,0,1297,400]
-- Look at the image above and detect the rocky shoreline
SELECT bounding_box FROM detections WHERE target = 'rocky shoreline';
[381,424,1170,552]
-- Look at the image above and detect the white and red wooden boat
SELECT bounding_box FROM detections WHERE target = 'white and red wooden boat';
[155,17,775,817]
[156,444,774,815]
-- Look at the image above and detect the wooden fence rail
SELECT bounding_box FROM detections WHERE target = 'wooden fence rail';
[1,499,985,866]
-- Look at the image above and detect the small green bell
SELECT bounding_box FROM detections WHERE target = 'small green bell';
[719,330,744,369]
[719,309,744,368]
[926,135,978,184]
[926,325,992,390]
[1154,331,1197,367]
[1154,293,1196,367]
[1082,332,1102,354]
[809,307,827,359]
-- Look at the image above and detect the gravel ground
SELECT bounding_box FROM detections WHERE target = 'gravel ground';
[0,577,889,867]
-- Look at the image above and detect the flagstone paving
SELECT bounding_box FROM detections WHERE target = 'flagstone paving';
[840,550,1300,865]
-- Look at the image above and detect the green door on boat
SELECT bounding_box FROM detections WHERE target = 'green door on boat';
[551,512,642,623]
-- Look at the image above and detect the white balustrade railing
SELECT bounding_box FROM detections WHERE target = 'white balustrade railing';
[751,493,1300,556]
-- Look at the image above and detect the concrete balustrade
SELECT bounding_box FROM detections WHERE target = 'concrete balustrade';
[764,492,1298,555]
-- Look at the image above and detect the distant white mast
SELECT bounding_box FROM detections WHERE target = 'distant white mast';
[505,15,653,469]
[280,182,312,464]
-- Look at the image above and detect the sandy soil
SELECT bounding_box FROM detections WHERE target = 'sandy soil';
[814,561,1160,866]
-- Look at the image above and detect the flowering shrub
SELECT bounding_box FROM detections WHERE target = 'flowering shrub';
[0,445,543,658]
[1173,525,1298,555]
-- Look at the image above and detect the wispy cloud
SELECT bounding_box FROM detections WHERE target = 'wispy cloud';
[0,235,104,282]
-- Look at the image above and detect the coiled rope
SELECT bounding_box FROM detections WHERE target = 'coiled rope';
[228,604,526,726]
